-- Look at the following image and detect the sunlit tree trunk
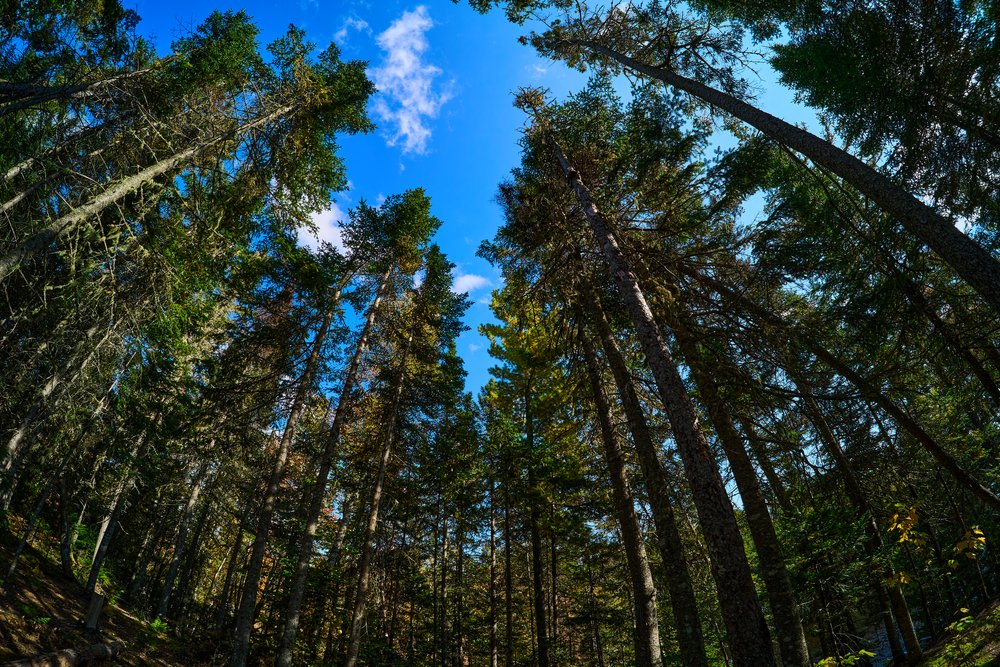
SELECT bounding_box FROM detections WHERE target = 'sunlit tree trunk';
[231,303,335,667]
[575,39,1000,312]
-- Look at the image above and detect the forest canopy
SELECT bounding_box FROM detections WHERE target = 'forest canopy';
[1,1,999,666]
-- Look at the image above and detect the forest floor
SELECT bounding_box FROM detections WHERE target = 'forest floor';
[917,600,1000,666]
[0,516,211,666]
[2,515,1000,666]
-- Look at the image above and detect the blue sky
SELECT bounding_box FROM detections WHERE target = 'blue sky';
[131,0,817,394]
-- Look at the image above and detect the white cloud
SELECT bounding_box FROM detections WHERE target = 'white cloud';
[452,272,491,294]
[370,6,453,154]
[334,17,371,44]
[297,202,347,252]
[468,342,483,353]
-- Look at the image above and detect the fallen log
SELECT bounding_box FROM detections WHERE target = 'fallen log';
[1,641,125,666]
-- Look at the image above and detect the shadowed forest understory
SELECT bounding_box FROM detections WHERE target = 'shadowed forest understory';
[2,1,1000,665]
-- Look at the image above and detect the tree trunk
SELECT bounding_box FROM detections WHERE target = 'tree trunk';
[692,270,1000,514]
[576,39,1000,312]
[343,327,415,667]
[230,303,334,667]
[0,104,296,281]
[580,333,663,667]
[793,379,922,662]
[276,273,387,667]
[667,310,810,667]
[581,279,709,667]
[551,138,774,665]
[526,389,551,667]
[156,459,210,618]
[504,491,514,667]
[489,475,499,667]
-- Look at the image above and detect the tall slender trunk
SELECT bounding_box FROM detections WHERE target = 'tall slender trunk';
[575,39,1000,311]
[156,459,211,618]
[580,333,663,667]
[526,388,551,667]
[230,303,335,667]
[504,491,514,667]
[581,279,709,667]
[489,475,499,667]
[276,272,386,667]
[667,310,810,666]
[0,104,296,281]
[343,326,415,667]
[794,379,922,662]
[587,554,606,667]
[738,419,794,514]
[692,270,1000,513]
[550,138,774,665]
[86,426,154,594]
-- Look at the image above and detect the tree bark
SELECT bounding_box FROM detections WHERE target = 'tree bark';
[550,138,774,665]
[343,327,415,667]
[667,310,810,666]
[580,332,663,667]
[580,279,709,667]
[156,459,210,618]
[230,302,334,667]
[275,273,381,666]
[0,104,295,282]
[574,39,1000,312]
[525,388,551,667]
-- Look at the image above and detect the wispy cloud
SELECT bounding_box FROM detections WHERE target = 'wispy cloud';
[334,17,371,45]
[468,342,483,353]
[452,272,491,294]
[297,202,347,252]
[371,6,453,154]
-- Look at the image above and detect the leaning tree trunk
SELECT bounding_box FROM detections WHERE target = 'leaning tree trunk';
[581,332,663,667]
[0,103,295,282]
[667,308,811,667]
[579,278,709,667]
[343,326,415,667]
[792,378,923,662]
[691,269,1000,514]
[230,303,335,667]
[550,137,775,666]
[276,270,389,667]
[575,39,1000,312]
[156,458,211,619]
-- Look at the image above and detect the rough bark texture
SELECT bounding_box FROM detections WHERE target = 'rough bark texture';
[551,139,775,665]
[581,280,709,667]
[577,40,1000,312]
[668,311,810,667]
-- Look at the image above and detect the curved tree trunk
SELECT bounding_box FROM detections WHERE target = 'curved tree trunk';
[580,279,709,667]
[667,309,811,666]
[576,39,1000,312]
